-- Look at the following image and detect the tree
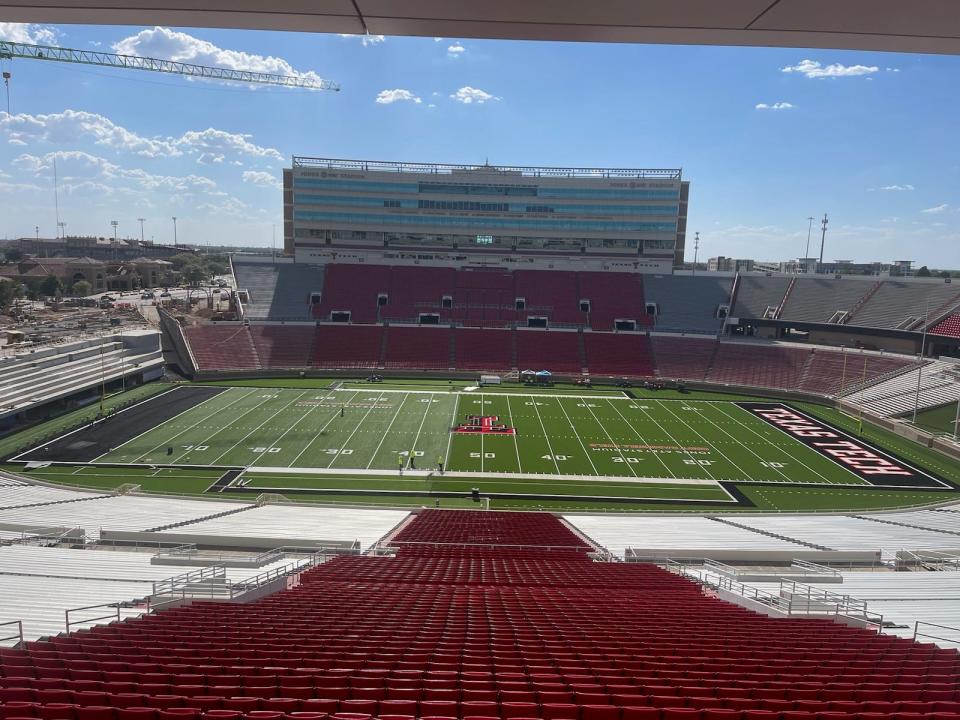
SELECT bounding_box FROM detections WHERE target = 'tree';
[206,259,227,276]
[40,274,62,296]
[0,280,14,310]
[169,253,199,272]
[182,262,208,286]
[71,279,92,296]
[940,270,952,279]
[916,265,931,277]
[2,248,23,263]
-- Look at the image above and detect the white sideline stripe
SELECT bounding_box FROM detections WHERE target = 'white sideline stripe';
[9,386,179,462]
[96,387,235,464]
[243,466,722,485]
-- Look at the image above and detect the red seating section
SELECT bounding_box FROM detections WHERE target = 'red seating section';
[384,327,451,370]
[651,337,716,381]
[3,509,958,720]
[582,334,654,376]
[452,329,514,371]
[248,327,314,369]
[311,265,651,330]
[515,331,582,373]
[313,325,383,368]
[798,351,916,395]
[184,326,260,371]
[707,345,809,390]
[578,273,652,331]
[931,314,960,339]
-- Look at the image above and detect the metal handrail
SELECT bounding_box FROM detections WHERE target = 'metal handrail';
[64,602,133,633]
[914,621,960,646]
[152,565,226,596]
[790,559,842,576]
[0,619,24,646]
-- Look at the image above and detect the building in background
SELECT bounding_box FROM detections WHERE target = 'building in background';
[284,157,689,272]
[707,256,755,273]
[3,236,193,262]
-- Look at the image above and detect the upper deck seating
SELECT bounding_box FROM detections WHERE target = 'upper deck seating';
[514,269,582,325]
[313,264,391,324]
[851,281,960,329]
[779,277,875,324]
[733,275,791,319]
[578,272,651,330]
[233,260,323,320]
[644,275,732,333]
[380,266,456,324]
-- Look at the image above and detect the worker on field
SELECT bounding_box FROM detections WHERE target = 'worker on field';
[409,453,416,470]
[438,455,444,474]
[340,406,344,418]
[397,454,403,475]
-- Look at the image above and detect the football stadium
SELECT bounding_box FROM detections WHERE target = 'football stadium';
[1,5,960,720]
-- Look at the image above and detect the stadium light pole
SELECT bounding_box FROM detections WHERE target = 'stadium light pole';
[692,232,700,276]
[913,301,929,424]
[171,216,178,246]
[137,217,146,243]
[818,213,828,272]
[804,216,814,270]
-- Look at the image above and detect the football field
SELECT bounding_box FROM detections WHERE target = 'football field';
[67,386,935,487]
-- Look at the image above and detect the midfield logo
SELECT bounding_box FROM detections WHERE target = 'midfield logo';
[453,415,517,435]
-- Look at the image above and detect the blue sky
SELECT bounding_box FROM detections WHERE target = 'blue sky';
[0,22,958,267]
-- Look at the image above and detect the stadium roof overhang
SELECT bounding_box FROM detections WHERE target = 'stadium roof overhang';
[2,0,960,54]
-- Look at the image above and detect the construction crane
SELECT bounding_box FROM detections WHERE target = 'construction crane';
[0,40,339,111]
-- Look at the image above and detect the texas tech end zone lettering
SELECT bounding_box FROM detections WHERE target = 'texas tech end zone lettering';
[736,402,948,488]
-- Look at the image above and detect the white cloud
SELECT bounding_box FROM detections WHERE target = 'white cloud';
[1,109,179,157]
[113,26,331,88]
[0,22,59,45]
[782,59,880,78]
[877,184,915,191]
[755,102,794,110]
[433,37,443,42]
[338,33,385,46]
[447,44,466,57]
[450,86,500,104]
[242,170,281,190]
[0,110,283,164]
[375,88,422,105]
[921,204,949,214]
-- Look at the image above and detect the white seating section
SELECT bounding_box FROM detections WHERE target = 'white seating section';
[233,259,323,320]
[562,515,809,558]
[718,515,960,558]
[643,275,732,333]
[844,359,960,416]
[0,545,310,644]
[160,504,410,552]
[732,276,791,319]
[0,483,106,509]
[851,281,960,330]
[780,277,876,324]
[0,495,250,539]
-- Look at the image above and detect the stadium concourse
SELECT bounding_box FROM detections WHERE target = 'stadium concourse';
[1,509,960,720]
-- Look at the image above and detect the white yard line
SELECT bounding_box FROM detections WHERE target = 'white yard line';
[505,396,523,473]
[443,394,460,469]
[249,391,329,468]
[633,400,717,481]
[529,396,561,475]
[366,392,410,469]
[704,403,828,483]
[328,391,388,469]
[653,400,752,481]
[579,395,638,478]
[128,388,260,463]
[554,397,600,476]
[604,399,677,479]
[287,391,360,468]
[407,392,434,470]
[208,392,309,465]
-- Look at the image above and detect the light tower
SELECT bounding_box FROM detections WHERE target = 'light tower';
[804,216,814,270]
[110,220,118,243]
[57,221,66,238]
[692,232,700,276]
[171,216,178,245]
[818,213,829,271]
[137,217,146,243]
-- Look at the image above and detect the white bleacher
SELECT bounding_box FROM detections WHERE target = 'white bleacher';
[160,504,409,552]
[233,258,323,320]
[722,514,960,558]
[0,482,107,509]
[0,545,310,643]
[0,331,164,420]
[780,277,875,323]
[0,494,251,539]
[731,275,791,319]
[867,509,960,534]
[844,359,960,416]
[562,515,809,558]
[643,275,731,333]
[851,280,960,329]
